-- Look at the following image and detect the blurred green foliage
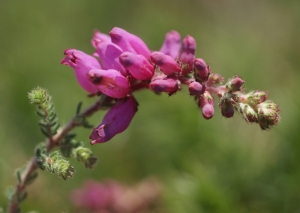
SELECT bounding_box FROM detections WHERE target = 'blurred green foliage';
[0,0,299,212]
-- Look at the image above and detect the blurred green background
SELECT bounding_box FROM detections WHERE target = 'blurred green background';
[0,0,299,212]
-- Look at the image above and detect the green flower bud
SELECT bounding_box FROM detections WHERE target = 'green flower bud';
[240,90,268,105]
[72,147,98,168]
[238,103,258,123]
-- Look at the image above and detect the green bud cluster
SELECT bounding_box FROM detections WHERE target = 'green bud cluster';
[36,149,74,180]
[28,87,59,138]
[236,91,280,130]
[72,146,97,168]
[60,133,97,168]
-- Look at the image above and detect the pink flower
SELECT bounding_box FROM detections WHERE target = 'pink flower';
[188,81,204,96]
[61,49,101,94]
[88,69,130,98]
[119,52,154,80]
[149,77,180,94]
[219,99,234,118]
[159,30,181,59]
[179,35,196,73]
[71,180,121,211]
[199,91,214,119]
[150,51,181,75]
[90,96,137,144]
[194,58,210,82]
[93,40,127,76]
[110,27,151,58]
[91,30,111,48]
[225,75,244,92]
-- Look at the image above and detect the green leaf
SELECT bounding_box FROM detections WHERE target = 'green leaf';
[51,122,60,134]
[76,102,83,115]
[48,113,57,122]
[82,120,93,128]
[5,186,15,201]
[16,169,22,184]
[24,171,38,186]
[36,110,46,118]
[18,191,27,202]
[40,127,50,137]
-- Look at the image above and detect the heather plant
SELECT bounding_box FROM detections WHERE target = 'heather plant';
[3,27,280,213]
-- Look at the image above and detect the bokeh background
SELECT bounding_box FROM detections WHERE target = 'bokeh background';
[0,0,299,212]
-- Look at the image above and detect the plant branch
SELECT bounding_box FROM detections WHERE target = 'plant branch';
[8,97,105,213]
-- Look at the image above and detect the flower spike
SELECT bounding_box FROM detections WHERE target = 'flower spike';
[61,26,281,140]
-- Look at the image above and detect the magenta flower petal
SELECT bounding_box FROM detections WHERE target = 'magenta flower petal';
[61,49,101,94]
[119,52,154,80]
[93,40,127,76]
[150,51,181,75]
[88,69,130,98]
[110,27,151,58]
[179,35,196,72]
[90,96,138,144]
[159,30,181,59]
[149,77,180,94]
[91,30,111,48]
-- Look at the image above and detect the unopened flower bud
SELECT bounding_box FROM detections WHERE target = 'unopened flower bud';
[188,81,204,96]
[110,27,151,58]
[194,58,210,82]
[93,41,127,76]
[44,151,74,180]
[119,52,154,80]
[225,76,245,92]
[219,98,234,118]
[206,73,224,86]
[90,96,138,144]
[238,103,258,123]
[150,51,181,75]
[257,100,280,130]
[88,69,130,98]
[149,77,180,95]
[199,91,214,119]
[72,147,97,168]
[179,35,196,73]
[159,30,181,59]
[240,90,268,105]
[91,30,111,48]
[61,49,100,94]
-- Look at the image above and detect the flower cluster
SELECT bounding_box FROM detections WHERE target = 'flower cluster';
[71,179,161,213]
[61,27,280,144]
